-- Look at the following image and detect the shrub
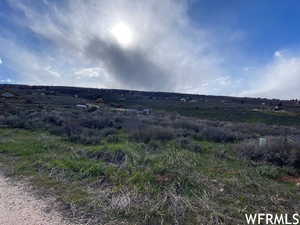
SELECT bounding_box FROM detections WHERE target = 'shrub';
[145,140,162,152]
[87,106,98,113]
[195,127,238,143]
[236,137,300,169]
[87,149,127,165]
[68,128,102,145]
[3,115,27,128]
[176,137,202,153]
[80,118,113,129]
[106,135,121,143]
[173,119,200,132]
[256,165,285,179]
[130,126,175,143]
[43,112,64,126]
[100,127,117,137]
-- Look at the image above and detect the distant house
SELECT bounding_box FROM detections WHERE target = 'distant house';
[274,103,283,111]
[180,98,187,102]
[76,104,88,109]
[112,108,139,113]
[86,104,100,110]
[142,109,152,115]
[274,106,281,111]
[0,89,18,99]
[1,92,15,98]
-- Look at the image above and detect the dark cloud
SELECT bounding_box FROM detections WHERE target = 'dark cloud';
[85,38,172,90]
[2,0,236,94]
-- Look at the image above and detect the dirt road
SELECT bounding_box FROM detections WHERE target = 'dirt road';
[0,174,76,225]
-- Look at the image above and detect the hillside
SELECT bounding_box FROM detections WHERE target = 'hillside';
[1,84,300,126]
[0,84,300,225]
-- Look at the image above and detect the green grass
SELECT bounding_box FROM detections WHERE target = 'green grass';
[0,128,299,225]
[104,96,300,126]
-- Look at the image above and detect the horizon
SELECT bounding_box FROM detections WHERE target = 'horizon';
[0,83,292,101]
[1,0,300,100]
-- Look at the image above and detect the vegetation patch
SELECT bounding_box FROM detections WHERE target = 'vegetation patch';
[0,128,300,225]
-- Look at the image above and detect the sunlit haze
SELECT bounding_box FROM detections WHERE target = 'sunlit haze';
[110,22,135,48]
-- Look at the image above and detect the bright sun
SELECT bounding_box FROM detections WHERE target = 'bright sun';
[110,22,134,48]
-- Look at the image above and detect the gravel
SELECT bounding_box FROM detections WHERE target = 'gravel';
[0,174,78,225]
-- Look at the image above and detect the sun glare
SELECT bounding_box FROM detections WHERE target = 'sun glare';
[110,22,134,48]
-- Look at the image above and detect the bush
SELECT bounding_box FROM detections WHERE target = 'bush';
[173,119,200,132]
[80,118,113,129]
[3,115,27,128]
[68,128,102,145]
[130,126,175,143]
[87,149,127,165]
[235,137,300,169]
[195,127,238,143]
[43,112,64,126]
[176,137,202,153]
[256,165,285,179]
[145,140,162,152]
[106,135,121,143]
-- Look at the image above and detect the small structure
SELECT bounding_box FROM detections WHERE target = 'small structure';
[142,109,152,115]
[274,105,283,111]
[1,92,15,98]
[87,104,100,109]
[274,102,283,111]
[76,104,88,109]
[259,137,267,147]
[180,98,187,103]
[112,108,139,113]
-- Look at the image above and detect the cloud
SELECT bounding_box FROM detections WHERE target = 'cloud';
[3,0,235,94]
[0,78,12,83]
[0,58,2,64]
[240,50,300,99]
[0,36,63,85]
[84,38,172,90]
[5,0,298,99]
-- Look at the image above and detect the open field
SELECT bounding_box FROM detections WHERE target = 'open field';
[0,84,300,225]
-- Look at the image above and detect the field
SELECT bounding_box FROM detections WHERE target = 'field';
[0,84,300,225]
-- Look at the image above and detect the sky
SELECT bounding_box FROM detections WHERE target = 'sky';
[0,0,300,99]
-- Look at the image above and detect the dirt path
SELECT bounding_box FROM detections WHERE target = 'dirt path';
[0,174,77,225]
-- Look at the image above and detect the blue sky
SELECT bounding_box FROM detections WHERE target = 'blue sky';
[190,1,300,59]
[1,0,300,99]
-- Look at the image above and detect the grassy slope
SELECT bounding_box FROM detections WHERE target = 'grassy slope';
[2,84,300,127]
[0,128,299,225]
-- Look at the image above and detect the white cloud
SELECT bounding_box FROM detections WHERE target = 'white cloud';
[274,51,282,58]
[75,67,103,78]
[0,58,2,64]
[6,0,299,99]
[45,66,61,78]
[0,78,12,83]
[240,51,300,99]
[3,0,235,94]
